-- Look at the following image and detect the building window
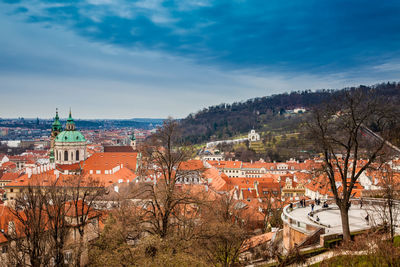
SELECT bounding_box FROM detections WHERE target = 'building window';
[64,251,72,264]
[76,150,79,161]
[64,151,68,161]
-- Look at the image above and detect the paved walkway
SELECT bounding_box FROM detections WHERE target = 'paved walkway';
[289,204,374,234]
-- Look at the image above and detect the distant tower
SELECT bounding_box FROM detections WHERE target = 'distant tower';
[130,131,137,150]
[50,109,62,163]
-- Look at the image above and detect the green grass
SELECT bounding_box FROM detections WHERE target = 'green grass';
[394,235,400,247]
[318,255,380,267]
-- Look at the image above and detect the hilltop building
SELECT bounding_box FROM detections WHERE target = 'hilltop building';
[248,129,260,142]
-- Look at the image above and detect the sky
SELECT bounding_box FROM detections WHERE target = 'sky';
[1,0,400,119]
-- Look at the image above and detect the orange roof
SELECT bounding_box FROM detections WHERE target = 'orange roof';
[5,166,137,188]
[88,166,137,186]
[207,160,243,169]
[241,232,274,252]
[204,167,228,191]
[56,162,84,171]
[1,161,16,169]
[242,162,275,169]
[179,160,204,170]
[83,152,138,172]
[241,188,258,199]
[0,205,20,243]
[0,172,20,181]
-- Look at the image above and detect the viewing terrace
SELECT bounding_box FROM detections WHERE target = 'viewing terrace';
[282,198,399,251]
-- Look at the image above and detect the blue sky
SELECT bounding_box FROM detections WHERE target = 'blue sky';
[1,0,400,119]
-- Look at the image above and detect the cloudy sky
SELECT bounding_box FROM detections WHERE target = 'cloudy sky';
[1,0,400,119]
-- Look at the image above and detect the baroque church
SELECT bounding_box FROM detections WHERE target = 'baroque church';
[50,109,87,165]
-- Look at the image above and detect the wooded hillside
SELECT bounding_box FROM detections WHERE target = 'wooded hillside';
[179,82,400,145]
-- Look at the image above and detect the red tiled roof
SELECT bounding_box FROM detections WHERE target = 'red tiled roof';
[207,160,243,169]
[103,146,135,153]
[179,160,204,170]
[1,161,16,169]
[241,232,274,252]
[0,172,20,181]
[83,152,138,172]
[204,167,228,191]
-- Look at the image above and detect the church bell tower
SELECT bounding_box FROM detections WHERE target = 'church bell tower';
[50,109,62,163]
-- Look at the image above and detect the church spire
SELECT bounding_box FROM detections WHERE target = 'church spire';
[66,108,75,131]
[51,108,62,132]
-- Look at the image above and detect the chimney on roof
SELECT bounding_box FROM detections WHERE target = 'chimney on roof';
[54,170,59,178]
[27,168,32,179]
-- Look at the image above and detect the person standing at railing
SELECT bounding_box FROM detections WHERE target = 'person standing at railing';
[311,203,315,212]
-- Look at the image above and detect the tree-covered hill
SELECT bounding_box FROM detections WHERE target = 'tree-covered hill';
[179,82,400,145]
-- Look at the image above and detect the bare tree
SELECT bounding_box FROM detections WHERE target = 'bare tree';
[199,193,251,267]
[87,199,146,267]
[43,178,71,267]
[7,184,52,267]
[309,88,397,241]
[365,165,400,242]
[66,174,106,267]
[261,189,284,231]
[136,119,202,239]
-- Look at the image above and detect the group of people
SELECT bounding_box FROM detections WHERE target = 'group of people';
[299,198,329,211]
[299,199,307,207]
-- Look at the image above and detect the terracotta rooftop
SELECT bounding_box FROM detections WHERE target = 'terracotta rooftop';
[103,146,135,153]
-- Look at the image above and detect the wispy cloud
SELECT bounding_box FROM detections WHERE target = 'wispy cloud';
[1,0,400,118]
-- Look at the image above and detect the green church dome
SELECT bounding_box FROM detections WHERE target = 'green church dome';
[55,130,86,143]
